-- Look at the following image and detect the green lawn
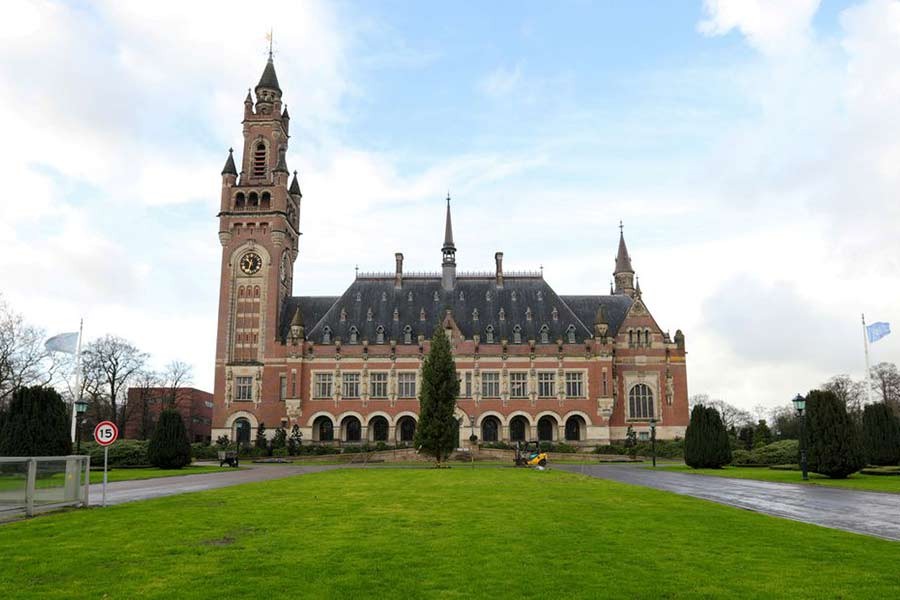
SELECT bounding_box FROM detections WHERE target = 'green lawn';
[658,464,900,493]
[2,469,899,598]
[0,465,236,492]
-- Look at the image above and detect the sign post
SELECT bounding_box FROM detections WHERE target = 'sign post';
[93,421,119,507]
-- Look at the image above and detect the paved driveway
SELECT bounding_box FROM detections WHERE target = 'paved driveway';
[88,464,341,506]
[558,464,900,541]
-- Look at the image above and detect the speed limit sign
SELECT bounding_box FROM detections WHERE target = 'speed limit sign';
[94,420,119,446]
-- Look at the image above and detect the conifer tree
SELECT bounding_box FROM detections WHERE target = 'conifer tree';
[752,420,772,448]
[414,327,459,466]
[684,405,731,468]
[0,386,71,456]
[804,390,865,478]
[624,425,637,458]
[862,402,900,466]
[255,422,268,451]
[147,408,191,469]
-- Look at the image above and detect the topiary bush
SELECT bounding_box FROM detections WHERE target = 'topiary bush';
[862,403,900,466]
[147,409,192,469]
[805,390,865,479]
[684,405,732,468]
[82,440,150,467]
[0,386,71,457]
[191,443,219,460]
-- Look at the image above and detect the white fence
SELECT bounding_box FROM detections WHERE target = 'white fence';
[0,456,90,520]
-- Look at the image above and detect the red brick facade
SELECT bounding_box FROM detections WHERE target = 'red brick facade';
[125,387,214,443]
[211,58,689,447]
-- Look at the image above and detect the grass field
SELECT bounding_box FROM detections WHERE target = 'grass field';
[659,464,900,493]
[2,468,899,598]
[0,465,236,492]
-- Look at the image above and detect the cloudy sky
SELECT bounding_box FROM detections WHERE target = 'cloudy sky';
[2,0,898,411]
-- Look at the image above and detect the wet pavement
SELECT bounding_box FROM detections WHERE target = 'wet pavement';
[88,464,341,506]
[557,464,900,541]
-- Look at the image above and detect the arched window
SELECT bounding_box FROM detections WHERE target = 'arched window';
[481,416,500,442]
[343,416,361,442]
[370,416,389,442]
[349,327,358,344]
[485,325,494,344]
[253,143,267,177]
[540,325,549,344]
[566,325,576,344]
[376,326,385,344]
[249,192,259,207]
[629,384,654,419]
[235,193,245,209]
[628,330,634,347]
[322,327,332,344]
[261,192,271,209]
[234,417,251,447]
[314,416,334,442]
[565,416,585,441]
[537,416,556,441]
[403,325,412,345]
[509,416,528,442]
[398,416,416,442]
[644,329,651,347]
[513,325,522,344]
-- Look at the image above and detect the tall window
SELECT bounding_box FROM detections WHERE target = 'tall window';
[537,372,555,398]
[235,376,253,401]
[253,142,267,177]
[513,325,522,344]
[629,383,654,419]
[566,325,576,344]
[481,372,500,398]
[565,372,584,397]
[404,325,412,345]
[398,372,417,398]
[314,373,333,398]
[370,372,388,398]
[485,325,494,344]
[602,371,608,396]
[376,326,385,344]
[349,327,358,344]
[279,375,287,401]
[464,372,472,397]
[342,373,360,398]
[540,325,549,344]
[509,372,528,398]
[322,327,332,344]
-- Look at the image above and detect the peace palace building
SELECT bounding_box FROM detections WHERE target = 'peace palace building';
[211,56,690,447]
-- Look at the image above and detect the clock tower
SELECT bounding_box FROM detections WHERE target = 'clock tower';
[213,53,302,421]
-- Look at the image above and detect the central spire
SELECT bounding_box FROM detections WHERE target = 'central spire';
[441,193,456,291]
[613,220,636,296]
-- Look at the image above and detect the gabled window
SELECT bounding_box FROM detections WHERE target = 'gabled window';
[376,325,385,344]
[513,325,522,344]
[539,325,549,344]
[566,325,576,344]
[403,325,412,345]
[485,325,494,344]
[322,327,332,344]
[348,326,358,344]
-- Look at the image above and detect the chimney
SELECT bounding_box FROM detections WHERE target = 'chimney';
[495,252,504,288]
[394,252,403,289]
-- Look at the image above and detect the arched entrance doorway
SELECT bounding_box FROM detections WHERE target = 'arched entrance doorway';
[565,415,586,441]
[342,416,362,442]
[481,416,501,442]
[369,416,389,442]
[537,416,557,441]
[234,417,251,447]
[313,416,334,442]
[509,416,529,442]
[397,416,416,443]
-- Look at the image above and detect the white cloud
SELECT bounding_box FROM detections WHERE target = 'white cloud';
[479,63,523,98]
[698,0,821,56]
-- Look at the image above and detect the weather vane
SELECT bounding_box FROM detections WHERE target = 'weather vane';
[266,29,274,58]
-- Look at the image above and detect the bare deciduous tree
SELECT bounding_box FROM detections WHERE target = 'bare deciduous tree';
[82,335,148,429]
[822,374,865,424]
[0,296,59,406]
[870,362,900,414]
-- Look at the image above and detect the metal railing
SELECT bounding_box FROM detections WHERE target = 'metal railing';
[0,456,90,520]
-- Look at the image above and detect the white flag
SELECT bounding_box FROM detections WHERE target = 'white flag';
[45,332,79,354]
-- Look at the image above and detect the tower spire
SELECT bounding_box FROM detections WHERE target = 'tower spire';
[441,193,456,291]
[613,221,636,296]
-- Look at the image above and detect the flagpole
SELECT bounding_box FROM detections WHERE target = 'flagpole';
[862,313,872,406]
[70,319,84,443]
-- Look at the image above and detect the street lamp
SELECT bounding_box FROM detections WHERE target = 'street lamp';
[649,419,657,468]
[74,397,88,454]
[469,413,478,444]
[792,393,808,481]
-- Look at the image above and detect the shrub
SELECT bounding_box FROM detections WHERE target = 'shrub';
[862,403,900,466]
[147,409,192,469]
[288,425,302,455]
[272,448,289,458]
[753,420,773,448]
[255,422,268,452]
[374,441,391,452]
[624,426,637,458]
[191,442,219,460]
[751,440,799,466]
[0,386,71,457]
[805,390,865,479]
[730,449,752,465]
[272,427,287,450]
[483,441,513,450]
[684,405,732,469]
[554,443,578,454]
[215,435,230,448]
[83,439,149,467]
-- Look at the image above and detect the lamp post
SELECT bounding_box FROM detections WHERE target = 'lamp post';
[469,413,478,443]
[792,393,808,481]
[74,397,88,453]
[649,419,657,468]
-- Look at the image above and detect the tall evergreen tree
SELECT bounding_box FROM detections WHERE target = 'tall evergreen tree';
[0,386,71,456]
[862,402,900,466]
[684,405,731,468]
[147,408,191,469]
[414,327,459,466]
[804,390,865,478]
[753,420,773,448]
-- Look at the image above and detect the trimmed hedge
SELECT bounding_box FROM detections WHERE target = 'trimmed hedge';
[82,440,150,467]
[191,443,219,460]
[731,440,800,466]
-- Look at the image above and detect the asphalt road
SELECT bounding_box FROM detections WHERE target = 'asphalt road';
[88,464,341,506]
[557,464,900,541]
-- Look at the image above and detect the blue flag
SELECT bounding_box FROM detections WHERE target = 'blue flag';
[45,332,79,354]
[867,322,891,343]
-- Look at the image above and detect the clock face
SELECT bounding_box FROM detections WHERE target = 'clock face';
[240,252,262,275]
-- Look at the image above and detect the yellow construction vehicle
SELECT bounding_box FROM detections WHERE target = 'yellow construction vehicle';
[514,441,548,467]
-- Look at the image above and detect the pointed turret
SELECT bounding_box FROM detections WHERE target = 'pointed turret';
[594,303,609,338]
[441,194,456,291]
[613,221,636,296]
[221,148,237,176]
[289,171,302,197]
[256,54,281,93]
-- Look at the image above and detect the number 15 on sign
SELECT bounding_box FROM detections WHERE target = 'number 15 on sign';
[93,421,118,507]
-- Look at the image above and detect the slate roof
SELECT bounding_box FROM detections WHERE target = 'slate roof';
[615,231,633,273]
[282,276,634,345]
[256,57,281,92]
